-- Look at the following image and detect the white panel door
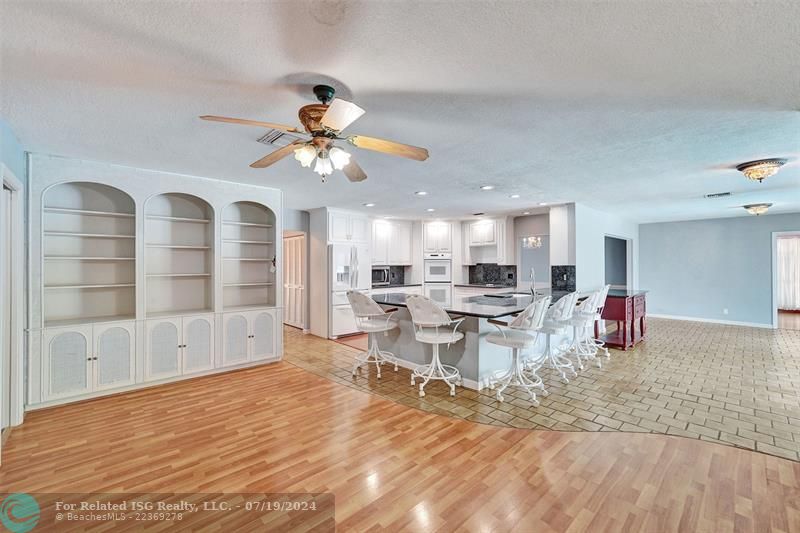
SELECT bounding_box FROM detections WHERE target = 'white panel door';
[349,215,369,243]
[145,318,182,380]
[183,315,214,374]
[328,212,350,242]
[250,310,276,360]
[93,322,135,391]
[283,236,305,329]
[43,325,93,401]
[222,313,250,367]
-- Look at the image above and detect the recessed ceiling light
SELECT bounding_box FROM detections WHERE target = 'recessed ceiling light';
[538,202,548,206]
[363,203,375,207]
[415,191,428,196]
[480,185,495,191]
[509,194,520,199]
[426,208,435,212]
[523,211,531,215]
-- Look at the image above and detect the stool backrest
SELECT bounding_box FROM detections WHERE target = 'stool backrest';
[558,291,580,321]
[578,291,599,313]
[406,294,451,327]
[596,284,611,312]
[347,290,384,318]
[510,296,551,331]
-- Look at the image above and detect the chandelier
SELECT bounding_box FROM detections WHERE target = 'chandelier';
[742,203,772,216]
[736,159,787,183]
[522,236,543,249]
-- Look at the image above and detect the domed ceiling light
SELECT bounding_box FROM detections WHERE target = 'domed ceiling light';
[736,159,787,183]
[742,203,773,216]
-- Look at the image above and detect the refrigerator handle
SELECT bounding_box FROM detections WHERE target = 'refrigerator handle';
[353,246,359,288]
[349,246,355,289]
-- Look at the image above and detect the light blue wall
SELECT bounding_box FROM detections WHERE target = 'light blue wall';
[0,118,25,181]
[640,213,800,326]
[574,204,638,291]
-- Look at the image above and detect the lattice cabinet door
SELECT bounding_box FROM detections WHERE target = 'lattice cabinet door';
[93,322,136,391]
[145,317,182,381]
[222,313,250,367]
[250,310,277,361]
[182,315,215,374]
[42,325,93,401]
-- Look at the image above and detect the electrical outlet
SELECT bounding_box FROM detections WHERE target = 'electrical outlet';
[723,308,729,315]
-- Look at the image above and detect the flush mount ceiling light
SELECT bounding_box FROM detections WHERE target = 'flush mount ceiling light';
[480,185,495,191]
[736,159,787,183]
[415,191,428,196]
[200,84,429,183]
[538,202,548,206]
[743,203,773,216]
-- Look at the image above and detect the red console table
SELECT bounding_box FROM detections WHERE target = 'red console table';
[595,290,647,351]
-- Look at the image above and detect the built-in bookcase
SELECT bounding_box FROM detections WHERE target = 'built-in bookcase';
[145,193,214,317]
[42,182,136,326]
[222,201,276,311]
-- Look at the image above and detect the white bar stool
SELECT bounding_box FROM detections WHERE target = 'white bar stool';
[405,294,464,397]
[530,291,579,383]
[566,291,602,370]
[346,290,399,378]
[487,296,551,404]
[591,285,611,359]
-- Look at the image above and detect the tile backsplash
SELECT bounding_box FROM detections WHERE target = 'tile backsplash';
[469,264,517,286]
[551,265,576,291]
[389,266,405,285]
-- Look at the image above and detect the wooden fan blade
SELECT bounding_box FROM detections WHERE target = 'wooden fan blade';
[343,158,367,182]
[250,141,304,169]
[348,135,429,161]
[200,115,305,134]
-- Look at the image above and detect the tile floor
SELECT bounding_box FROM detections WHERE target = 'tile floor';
[283,318,800,461]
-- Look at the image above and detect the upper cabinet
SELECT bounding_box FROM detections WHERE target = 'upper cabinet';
[468,219,497,246]
[372,220,412,265]
[423,221,452,253]
[462,217,515,265]
[328,210,369,243]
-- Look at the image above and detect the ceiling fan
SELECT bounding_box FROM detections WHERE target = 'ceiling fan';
[200,85,429,182]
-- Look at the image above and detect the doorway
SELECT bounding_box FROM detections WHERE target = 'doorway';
[604,236,629,288]
[283,232,306,330]
[0,164,25,457]
[774,233,800,330]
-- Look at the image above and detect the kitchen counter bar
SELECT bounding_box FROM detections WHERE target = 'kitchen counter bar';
[373,292,533,319]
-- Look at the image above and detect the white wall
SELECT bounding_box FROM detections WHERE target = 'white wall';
[549,204,575,265]
[574,203,639,291]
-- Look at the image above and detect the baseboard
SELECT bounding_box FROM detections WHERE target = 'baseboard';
[648,313,774,329]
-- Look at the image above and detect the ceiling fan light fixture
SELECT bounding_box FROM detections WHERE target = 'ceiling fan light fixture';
[314,154,333,177]
[736,159,787,183]
[329,146,351,170]
[293,144,317,168]
[743,203,772,216]
[321,99,366,132]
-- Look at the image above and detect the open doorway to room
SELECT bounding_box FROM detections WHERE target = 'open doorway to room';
[604,235,630,289]
[283,231,307,331]
[774,233,800,331]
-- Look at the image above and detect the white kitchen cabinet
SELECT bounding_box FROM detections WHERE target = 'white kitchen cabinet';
[223,309,278,366]
[468,220,496,246]
[146,314,214,381]
[423,221,452,253]
[43,321,136,401]
[328,210,369,243]
[373,220,413,265]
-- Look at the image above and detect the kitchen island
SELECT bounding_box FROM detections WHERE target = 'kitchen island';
[373,291,541,390]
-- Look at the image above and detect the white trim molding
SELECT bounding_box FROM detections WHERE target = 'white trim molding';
[648,313,774,329]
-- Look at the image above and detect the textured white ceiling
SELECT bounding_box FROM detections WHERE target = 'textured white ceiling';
[1,0,798,223]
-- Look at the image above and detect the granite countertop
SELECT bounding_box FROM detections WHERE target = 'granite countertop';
[372,283,422,289]
[373,292,534,319]
[454,283,516,289]
[607,289,648,298]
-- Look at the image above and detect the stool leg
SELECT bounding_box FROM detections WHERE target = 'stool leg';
[412,343,461,397]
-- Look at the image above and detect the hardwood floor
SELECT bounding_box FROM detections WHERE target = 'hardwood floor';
[2,361,800,531]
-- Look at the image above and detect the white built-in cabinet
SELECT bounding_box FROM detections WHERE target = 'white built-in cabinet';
[28,154,284,409]
[423,221,452,253]
[462,217,515,265]
[145,314,215,381]
[329,210,369,243]
[222,309,278,366]
[468,219,497,246]
[372,219,412,265]
[42,321,136,401]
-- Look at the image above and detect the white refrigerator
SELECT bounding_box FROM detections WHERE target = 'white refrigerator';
[329,243,371,337]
